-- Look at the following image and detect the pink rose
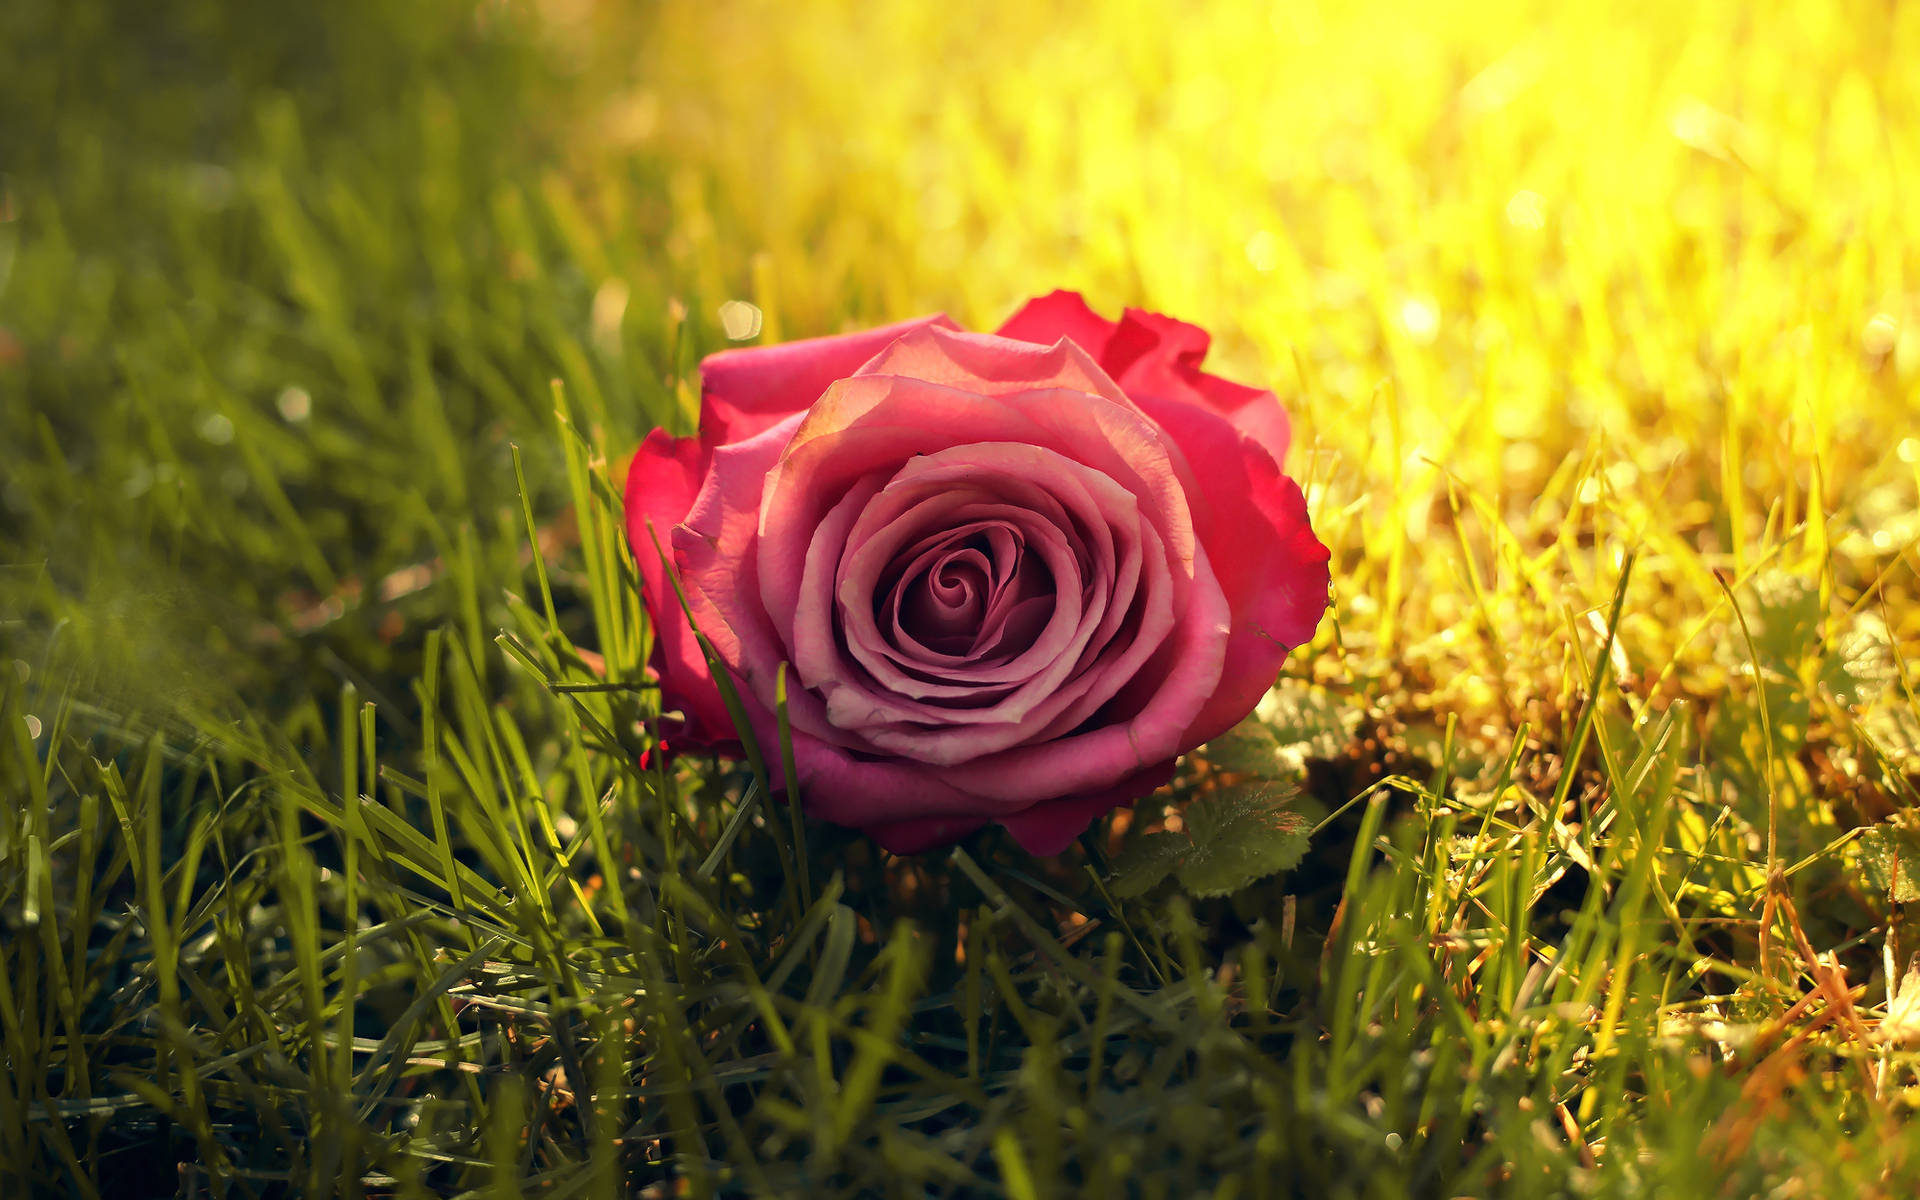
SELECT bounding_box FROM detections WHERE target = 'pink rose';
[624,291,1330,856]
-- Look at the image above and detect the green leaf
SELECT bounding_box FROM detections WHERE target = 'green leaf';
[1175,784,1313,898]
[1107,831,1191,899]
[1820,612,1898,708]
[1203,680,1360,775]
[1198,720,1287,776]
[1708,570,1820,814]
[1721,569,1821,674]
[1859,822,1920,904]
[1862,704,1920,770]
[1107,784,1312,901]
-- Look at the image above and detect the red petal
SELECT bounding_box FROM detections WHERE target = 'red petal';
[622,430,735,742]
[699,313,957,446]
[994,290,1119,359]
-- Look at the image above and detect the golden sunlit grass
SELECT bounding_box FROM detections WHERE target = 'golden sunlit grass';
[609,0,1920,923]
[601,0,1920,718]
[600,0,1920,1099]
[5,0,1920,1194]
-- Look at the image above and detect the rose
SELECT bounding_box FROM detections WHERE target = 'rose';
[624,290,1330,855]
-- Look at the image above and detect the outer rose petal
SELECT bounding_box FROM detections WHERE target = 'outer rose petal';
[672,413,809,706]
[859,814,990,856]
[997,292,1331,746]
[1125,382,1329,651]
[859,761,1174,856]
[1183,371,1294,474]
[994,289,1118,360]
[1123,393,1329,750]
[997,292,1293,467]
[623,429,734,743]
[699,313,958,446]
[993,761,1178,856]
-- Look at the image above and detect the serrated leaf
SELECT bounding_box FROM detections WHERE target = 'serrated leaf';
[1106,784,1314,900]
[1862,704,1920,769]
[1258,679,1363,762]
[1727,569,1821,674]
[1198,720,1286,775]
[1176,784,1312,899]
[1175,787,1313,898]
[1107,832,1190,900]
[1821,613,1897,708]
[1858,823,1920,903]
[1203,680,1360,776]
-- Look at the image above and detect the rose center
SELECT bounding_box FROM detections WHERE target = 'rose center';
[886,527,1054,660]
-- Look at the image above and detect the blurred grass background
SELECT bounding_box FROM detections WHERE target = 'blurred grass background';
[4,0,1920,1195]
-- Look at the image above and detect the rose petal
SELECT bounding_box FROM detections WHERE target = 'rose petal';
[996,296,1329,744]
[855,324,1134,405]
[1175,472,1331,748]
[994,289,1119,360]
[622,430,734,742]
[825,448,1175,754]
[861,813,991,855]
[1112,385,1330,747]
[814,445,1177,762]
[758,370,1197,652]
[825,500,1093,747]
[753,539,1229,829]
[900,544,991,641]
[884,525,1048,666]
[938,537,1230,800]
[789,475,887,702]
[1183,370,1294,473]
[671,412,808,705]
[700,313,958,446]
[993,760,1177,856]
[836,473,1091,695]
[998,294,1293,472]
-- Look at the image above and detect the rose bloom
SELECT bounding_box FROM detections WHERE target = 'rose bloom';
[625,291,1330,855]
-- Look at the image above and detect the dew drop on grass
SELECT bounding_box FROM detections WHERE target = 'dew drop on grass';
[719,299,763,341]
[1863,313,1899,357]
[1398,296,1440,344]
[1502,441,1542,477]
[1505,189,1546,229]
[197,411,235,445]
[276,386,312,422]
[592,278,631,348]
[1245,230,1281,272]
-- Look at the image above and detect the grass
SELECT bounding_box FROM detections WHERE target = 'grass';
[4,0,1920,1194]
